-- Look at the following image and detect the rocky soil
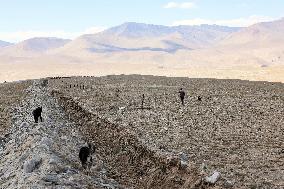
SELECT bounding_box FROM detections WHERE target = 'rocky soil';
[0,81,31,134]
[48,75,284,189]
[0,80,125,188]
[0,75,283,189]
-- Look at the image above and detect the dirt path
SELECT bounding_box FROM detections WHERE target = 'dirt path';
[0,80,125,188]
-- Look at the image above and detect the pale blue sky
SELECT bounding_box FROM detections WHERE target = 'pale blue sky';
[0,0,283,42]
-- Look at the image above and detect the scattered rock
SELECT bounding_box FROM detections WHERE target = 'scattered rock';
[23,157,42,173]
[200,162,207,174]
[2,76,284,188]
[179,152,189,169]
[223,179,234,188]
[48,156,60,165]
[20,122,29,128]
[42,173,59,184]
[0,80,126,188]
[204,171,221,184]
[39,137,52,149]
[64,167,79,174]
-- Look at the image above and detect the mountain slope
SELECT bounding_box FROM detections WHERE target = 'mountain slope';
[0,37,71,57]
[220,18,284,46]
[212,18,284,66]
[56,22,240,55]
[1,19,284,83]
[0,40,13,48]
[53,20,284,67]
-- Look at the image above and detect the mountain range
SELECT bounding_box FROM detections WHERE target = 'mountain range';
[0,23,241,56]
[0,18,284,82]
[61,23,240,53]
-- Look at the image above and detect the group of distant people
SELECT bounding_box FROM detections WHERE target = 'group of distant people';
[30,85,196,170]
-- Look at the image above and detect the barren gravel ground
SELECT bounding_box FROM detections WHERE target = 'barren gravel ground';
[0,80,125,188]
[0,75,283,188]
[0,81,31,134]
[49,75,284,188]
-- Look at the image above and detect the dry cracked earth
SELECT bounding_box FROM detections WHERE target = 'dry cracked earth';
[0,75,283,189]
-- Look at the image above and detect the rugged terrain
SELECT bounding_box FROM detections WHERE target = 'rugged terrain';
[0,80,126,188]
[0,77,205,189]
[0,75,283,188]
[49,75,284,188]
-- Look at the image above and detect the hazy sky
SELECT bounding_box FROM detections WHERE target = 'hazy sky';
[0,0,283,42]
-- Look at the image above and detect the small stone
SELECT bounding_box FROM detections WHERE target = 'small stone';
[19,152,30,163]
[119,107,125,110]
[65,168,79,174]
[179,152,189,169]
[224,179,234,188]
[180,160,188,169]
[40,137,53,148]
[20,122,29,128]
[39,144,49,151]
[42,174,59,184]
[23,157,42,173]
[204,171,221,184]
[48,158,57,165]
[200,162,207,174]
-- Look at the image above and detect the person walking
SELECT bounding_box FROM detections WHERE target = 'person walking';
[179,88,185,106]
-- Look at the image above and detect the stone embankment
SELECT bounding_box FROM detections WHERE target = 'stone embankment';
[51,89,207,189]
[0,80,125,188]
[0,79,216,189]
[48,75,284,189]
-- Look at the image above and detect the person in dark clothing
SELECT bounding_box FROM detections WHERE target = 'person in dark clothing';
[198,96,202,101]
[79,143,96,169]
[32,107,43,123]
[179,88,185,105]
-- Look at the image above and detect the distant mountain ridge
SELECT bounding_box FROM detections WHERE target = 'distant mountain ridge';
[220,18,284,46]
[1,19,284,83]
[0,40,13,48]
[1,19,284,68]
[0,23,241,56]
[0,37,71,57]
[19,37,71,52]
[57,22,241,55]
[103,22,241,38]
